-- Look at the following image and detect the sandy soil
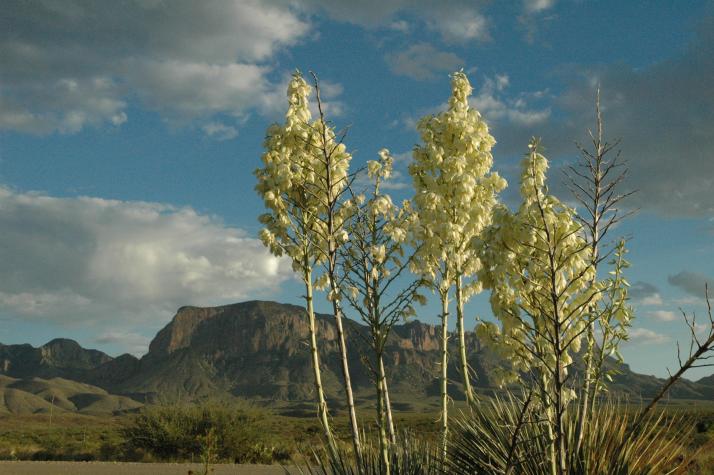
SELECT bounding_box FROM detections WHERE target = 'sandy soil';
[0,461,301,474]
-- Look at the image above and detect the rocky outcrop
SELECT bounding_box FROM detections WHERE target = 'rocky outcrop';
[2,300,714,405]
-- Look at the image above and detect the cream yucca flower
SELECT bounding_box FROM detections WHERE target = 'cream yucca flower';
[254,70,338,448]
[408,70,507,410]
[477,138,600,402]
[255,71,325,266]
[340,147,425,468]
[367,160,382,179]
[409,70,506,287]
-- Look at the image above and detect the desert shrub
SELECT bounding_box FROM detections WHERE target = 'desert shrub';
[121,402,290,463]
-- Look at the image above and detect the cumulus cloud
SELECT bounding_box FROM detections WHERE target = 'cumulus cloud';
[0,187,292,332]
[95,330,151,357]
[303,0,491,42]
[0,0,501,138]
[1,0,495,135]
[0,0,311,134]
[471,74,552,127]
[202,122,239,141]
[523,0,556,14]
[647,310,678,322]
[627,327,670,345]
[668,271,712,298]
[125,60,272,122]
[387,43,464,80]
[630,281,663,306]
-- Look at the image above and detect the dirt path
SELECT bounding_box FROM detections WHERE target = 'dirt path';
[0,461,301,474]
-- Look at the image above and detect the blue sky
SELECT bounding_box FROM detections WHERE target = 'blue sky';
[1,0,713,379]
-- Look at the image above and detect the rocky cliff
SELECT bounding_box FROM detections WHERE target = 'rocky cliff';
[2,300,714,408]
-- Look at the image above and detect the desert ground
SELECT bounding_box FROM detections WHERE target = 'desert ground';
[0,461,299,475]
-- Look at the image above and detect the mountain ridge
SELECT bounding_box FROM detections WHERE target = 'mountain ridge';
[2,300,714,411]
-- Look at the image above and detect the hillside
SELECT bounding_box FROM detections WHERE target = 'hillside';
[0,374,141,415]
[2,300,714,412]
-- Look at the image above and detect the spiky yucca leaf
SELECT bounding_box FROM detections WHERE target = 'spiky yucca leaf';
[445,392,550,475]
[568,402,693,474]
[294,432,439,475]
[446,394,693,475]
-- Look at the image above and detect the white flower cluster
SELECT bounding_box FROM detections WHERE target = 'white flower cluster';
[409,71,507,289]
[255,71,354,277]
[477,139,600,393]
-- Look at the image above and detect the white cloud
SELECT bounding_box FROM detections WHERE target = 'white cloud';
[523,0,556,14]
[202,122,239,141]
[1,0,496,136]
[471,75,552,126]
[303,0,491,42]
[0,0,311,134]
[380,170,410,190]
[639,294,664,306]
[387,43,464,80]
[673,295,702,306]
[0,77,127,134]
[0,187,292,336]
[125,60,271,121]
[627,327,670,345]
[391,151,413,163]
[648,310,678,322]
[353,168,409,193]
[95,330,151,357]
[428,7,490,42]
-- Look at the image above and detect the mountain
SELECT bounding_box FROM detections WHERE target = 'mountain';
[0,338,112,380]
[111,300,529,407]
[2,300,714,412]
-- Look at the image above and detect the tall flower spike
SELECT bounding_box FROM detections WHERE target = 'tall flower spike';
[408,70,507,447]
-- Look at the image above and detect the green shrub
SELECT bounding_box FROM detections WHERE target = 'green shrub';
[121,402,290,463]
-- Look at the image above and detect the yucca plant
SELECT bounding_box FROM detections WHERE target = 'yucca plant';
[294,432,440,475]
[445,393,694,475]
[445,392,551,475]
[567,401,692,474]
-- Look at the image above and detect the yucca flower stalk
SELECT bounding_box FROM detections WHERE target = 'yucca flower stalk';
[408,71,507,453]
[341,149,425,474]
[587,240,633,407]
[305,71,363,464]
[476,139,604,475]
[563,92,635,449]
[257,71,364,461]
[254,71,334,450]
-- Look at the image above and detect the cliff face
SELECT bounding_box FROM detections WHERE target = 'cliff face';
[126,300,455,402]
[2,300,714,406]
